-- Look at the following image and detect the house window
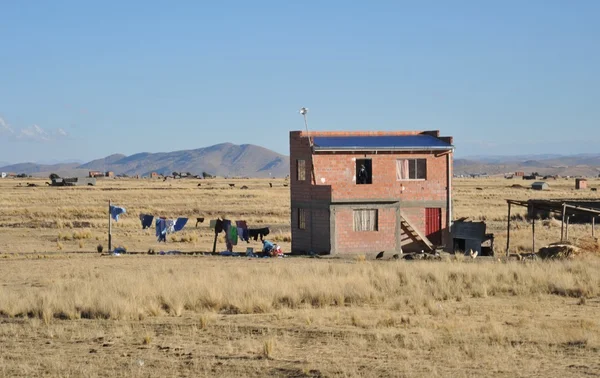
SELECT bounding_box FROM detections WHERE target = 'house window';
[298,208,306,230]
[356,159,372,184]
[297,160,306,181]
[396,159,427,180]
[353,209,378,231]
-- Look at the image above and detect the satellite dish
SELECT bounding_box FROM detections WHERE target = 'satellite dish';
[299,107,308,115]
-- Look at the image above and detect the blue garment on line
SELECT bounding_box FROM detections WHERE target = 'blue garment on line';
[141,214,154,229]
[110,206,126,222]
[155,218,167,242]
[174,218,188,232]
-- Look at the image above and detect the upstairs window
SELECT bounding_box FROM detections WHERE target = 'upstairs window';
[296,159,306,181]
[356,159,372,184]
[353,209,378,231]
[396,159,427,180]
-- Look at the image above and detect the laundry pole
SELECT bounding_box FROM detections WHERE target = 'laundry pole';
[108,200,112,252]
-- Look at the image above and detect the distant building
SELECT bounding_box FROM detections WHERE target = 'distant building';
[576,178,587,190]
[89,171,104,178]
[1,172,6,179]
[515,171,524,177]
[151,172,159,179]
[531,182,549,191]
[52,177,97,186]
[105,171,115,178]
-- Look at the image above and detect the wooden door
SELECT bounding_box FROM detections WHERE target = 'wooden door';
[425,208,442,246]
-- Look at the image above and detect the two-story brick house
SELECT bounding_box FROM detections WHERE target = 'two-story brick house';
[289,130,454,255]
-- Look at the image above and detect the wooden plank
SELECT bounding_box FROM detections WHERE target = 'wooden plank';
[400,215,433,251]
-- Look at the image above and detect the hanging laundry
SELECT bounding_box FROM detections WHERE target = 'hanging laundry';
[156,218,167,242]
[214,219,224,234]
[222,219,232,234]
[174,218,188,232]
[110,206,126,222]
[249,227,270,241]
[236,220,249,242]
[140,214,154,229]
[166,219,175,234]
[228,225,238,245]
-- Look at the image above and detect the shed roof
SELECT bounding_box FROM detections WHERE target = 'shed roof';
[312,135,453,152]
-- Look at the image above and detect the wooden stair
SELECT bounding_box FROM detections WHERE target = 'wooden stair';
[400,216,434,251]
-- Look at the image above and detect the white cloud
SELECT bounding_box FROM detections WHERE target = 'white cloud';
[55,128,68,137]
[0,117,14,135]
[18,124,50,141]
[0,116,67,142]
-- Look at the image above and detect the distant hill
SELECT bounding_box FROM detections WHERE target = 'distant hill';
[0,143,289,178]
[455,154,600,177]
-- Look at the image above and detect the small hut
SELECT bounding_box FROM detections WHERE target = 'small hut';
[576,178,587,190]
[532,181,549,191]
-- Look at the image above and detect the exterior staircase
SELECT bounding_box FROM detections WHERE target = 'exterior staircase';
[400,216,434,251]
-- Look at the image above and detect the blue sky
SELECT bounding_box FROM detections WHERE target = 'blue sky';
[1,0,598,164]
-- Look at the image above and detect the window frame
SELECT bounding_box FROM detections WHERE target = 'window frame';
[296,159,306,181]
[355,158,373,185]
[396,158,427,181]
[353,209,379,232]
[298,208,306,230]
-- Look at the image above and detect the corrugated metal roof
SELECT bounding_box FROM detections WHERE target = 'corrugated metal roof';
[312,135,453,151]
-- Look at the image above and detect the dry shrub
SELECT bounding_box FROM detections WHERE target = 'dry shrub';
[169,233,199,243]
[199,314,211,330]
[575,236,600,254]
[72,230,92,240]
[262,338,275,359]
[271,231,292,243]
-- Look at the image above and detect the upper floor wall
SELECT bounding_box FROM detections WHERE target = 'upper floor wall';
[290,130,453,203]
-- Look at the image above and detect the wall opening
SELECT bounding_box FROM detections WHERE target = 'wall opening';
[353,209,378,231]
[298,208,306,230]
[356,159,372,184]
[296,160,306,181]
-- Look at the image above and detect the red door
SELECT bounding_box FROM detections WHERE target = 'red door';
[425,208,442,246]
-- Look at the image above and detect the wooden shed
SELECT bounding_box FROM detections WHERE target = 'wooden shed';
[576,178,587,190]
[532,182,549,191]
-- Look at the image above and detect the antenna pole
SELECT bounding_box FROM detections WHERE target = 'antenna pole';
[300,107,312,148]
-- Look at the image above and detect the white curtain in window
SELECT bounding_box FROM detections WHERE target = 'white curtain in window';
[354,209,377,231]
[396,159,410,180]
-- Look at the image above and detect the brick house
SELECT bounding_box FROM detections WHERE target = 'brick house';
[289,130,454,255]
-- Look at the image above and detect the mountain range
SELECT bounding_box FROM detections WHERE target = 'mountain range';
[2,147,600,179]
[0,143,289,178]
[455,153,600,177]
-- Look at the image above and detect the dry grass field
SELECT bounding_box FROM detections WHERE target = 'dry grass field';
[1,176,600,377]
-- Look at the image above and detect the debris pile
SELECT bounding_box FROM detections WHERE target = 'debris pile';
[537,243,579,260]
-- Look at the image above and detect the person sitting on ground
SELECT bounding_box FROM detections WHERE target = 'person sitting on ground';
[261,239,274,257]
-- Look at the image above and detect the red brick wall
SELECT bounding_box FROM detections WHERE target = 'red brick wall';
[334,207,397,254]
[311,152,449,203]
